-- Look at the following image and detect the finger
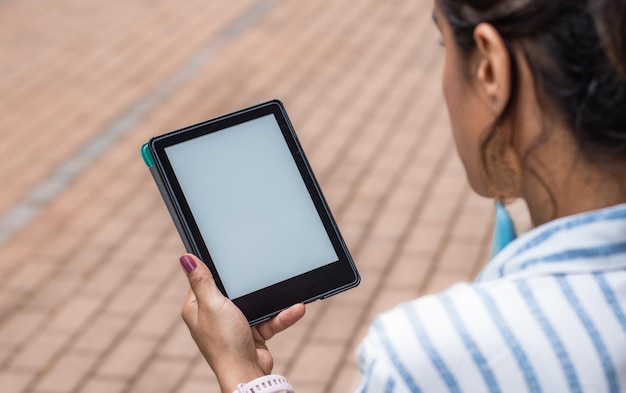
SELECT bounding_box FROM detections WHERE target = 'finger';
[179,254,222,303]
[256,303,306,341]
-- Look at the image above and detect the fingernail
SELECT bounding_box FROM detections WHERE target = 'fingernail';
[180,255,197,273]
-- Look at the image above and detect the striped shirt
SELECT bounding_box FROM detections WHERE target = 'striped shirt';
[355,203,626,393]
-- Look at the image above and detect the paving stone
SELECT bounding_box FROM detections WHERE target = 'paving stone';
[385,251,435,290]
[328,362,362,393]
[289,341,345,385]
[365,287,418,323]
[421,270,473,297]
[0,369,34,393]
[333,267,383,307]
[187,356,216,380]
[451,198,495,241]
[0,241,30,275]
[157,322,198,360]
[437,239,487,274]
[79,378,127,393]
[128,357,189,393]
[26,274,82,311]
[354,237,397,272]
[309,304,364,343]
[33,351,98,393]
[0,310,47,349]
[96,335,156,379]
[104,276,158,317]
[71,313,129,353]
[9,330,72,371]
[175,378,220,393]
[80,264,130,298]
[403,221,448,256]
[47,296,102,335]
[0,345,13,367]
[131,296,182,339]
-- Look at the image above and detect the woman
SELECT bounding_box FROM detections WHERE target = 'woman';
[178,0,626,391]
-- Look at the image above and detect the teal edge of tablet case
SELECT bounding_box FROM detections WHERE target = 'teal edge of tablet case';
[141,143,155,167]
[140,143,194,254]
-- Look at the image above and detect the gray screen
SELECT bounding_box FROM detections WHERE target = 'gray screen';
[165,114,338,299]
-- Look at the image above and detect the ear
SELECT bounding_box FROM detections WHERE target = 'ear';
[472,23,512,115]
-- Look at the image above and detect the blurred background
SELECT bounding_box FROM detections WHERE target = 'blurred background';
[0,1,528,392]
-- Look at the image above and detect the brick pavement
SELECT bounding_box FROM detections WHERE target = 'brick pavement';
[0,1,531,392]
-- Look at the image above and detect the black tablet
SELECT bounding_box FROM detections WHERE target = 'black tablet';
[141,100,359,325]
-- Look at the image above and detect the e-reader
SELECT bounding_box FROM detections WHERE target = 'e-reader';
[141,100,360,325]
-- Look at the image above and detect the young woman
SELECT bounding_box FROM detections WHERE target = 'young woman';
[177,0,626,391]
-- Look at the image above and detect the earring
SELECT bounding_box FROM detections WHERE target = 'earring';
[491,200,517,257]
[480,127,521,256]
[480,127,522,201]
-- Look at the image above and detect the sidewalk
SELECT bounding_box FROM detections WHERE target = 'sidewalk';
[0,1,505,392]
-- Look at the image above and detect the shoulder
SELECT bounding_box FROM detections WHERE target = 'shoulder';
[358,272,626,392]
[358,283,510,392]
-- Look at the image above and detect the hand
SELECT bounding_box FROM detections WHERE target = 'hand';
[179,254,305,393]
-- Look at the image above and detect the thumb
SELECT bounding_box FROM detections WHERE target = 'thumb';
[179,254,221,303]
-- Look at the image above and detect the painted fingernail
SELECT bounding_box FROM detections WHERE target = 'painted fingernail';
[180,255,197,273]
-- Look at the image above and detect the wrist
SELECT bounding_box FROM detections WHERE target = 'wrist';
[216,363,265,393]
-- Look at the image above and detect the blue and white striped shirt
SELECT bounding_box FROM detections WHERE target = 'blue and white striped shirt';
[356,204,626,393]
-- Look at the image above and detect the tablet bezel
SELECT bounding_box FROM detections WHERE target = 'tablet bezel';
[149,100,359,325]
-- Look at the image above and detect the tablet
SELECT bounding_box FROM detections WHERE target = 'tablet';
[141,100,359,325]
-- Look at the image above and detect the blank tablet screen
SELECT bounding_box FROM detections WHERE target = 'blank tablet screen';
[164,114,339,299]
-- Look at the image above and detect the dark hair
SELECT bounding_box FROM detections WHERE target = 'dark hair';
[438,0,626,164]
[592,0,626,80]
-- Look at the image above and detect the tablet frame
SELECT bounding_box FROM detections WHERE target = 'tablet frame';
[148,100,360,325]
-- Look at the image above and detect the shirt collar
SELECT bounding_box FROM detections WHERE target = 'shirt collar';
[477,203,626,282]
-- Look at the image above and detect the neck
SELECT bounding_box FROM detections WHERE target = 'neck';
[522,155,626,227]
